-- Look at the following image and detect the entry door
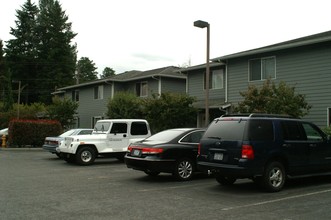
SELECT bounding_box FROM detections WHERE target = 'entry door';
[107,122,129,152]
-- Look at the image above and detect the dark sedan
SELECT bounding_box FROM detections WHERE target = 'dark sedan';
[124,128,205,181]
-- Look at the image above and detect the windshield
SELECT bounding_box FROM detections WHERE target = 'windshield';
[145,129,186,142]
[94,122,111,132]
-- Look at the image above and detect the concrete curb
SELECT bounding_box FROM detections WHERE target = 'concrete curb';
[0,147,43,151]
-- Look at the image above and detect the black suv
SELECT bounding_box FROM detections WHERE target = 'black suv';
[197,114,331,192]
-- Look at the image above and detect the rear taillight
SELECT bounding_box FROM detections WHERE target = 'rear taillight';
[198,143,201,155]
[128,146,163,154]
[242,145,254,159]
[141,148,163,154]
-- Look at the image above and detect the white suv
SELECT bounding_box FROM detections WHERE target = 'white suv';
[58,119,151,165]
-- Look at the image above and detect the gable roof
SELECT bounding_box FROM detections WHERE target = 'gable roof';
[54,66,185,92]
[212,30,331,61]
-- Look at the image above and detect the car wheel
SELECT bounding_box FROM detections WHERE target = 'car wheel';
[215,174,236,186]
[144,171,160,176]
[262,161,286,192]
[75,146,96,166]
[173,158,194,181]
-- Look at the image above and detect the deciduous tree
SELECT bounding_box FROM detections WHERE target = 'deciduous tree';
[235,79,311,118]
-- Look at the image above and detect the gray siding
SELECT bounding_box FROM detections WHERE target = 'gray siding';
[187,68,226,102]
[161,77,186,94]
[227,42,331,127]
[64,83,112,128]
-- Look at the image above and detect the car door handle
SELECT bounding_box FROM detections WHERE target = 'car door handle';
[123,134,127,137]
[309,144,317,147]
[282,144,291,147]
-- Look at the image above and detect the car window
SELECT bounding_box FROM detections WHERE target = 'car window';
[245,120,274,141]
[78,130,93,135]
[110,123,127,134]
[281,121,306,141]
[302,122,324,141]
[145,130,185,142]
[204,119,246,140]
[180,130,205,143]
[60,129,76,137]
[130,122,148,135]
[94,122,111,132]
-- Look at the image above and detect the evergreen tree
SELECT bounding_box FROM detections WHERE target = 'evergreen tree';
[4,0,39,104]
[5,0,77,104]
[101,67,115,79]
[76,57,98,83]
[36,0,77,103]
[0,40,14,111]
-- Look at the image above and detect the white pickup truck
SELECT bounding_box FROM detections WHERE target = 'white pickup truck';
[57,119,151,165]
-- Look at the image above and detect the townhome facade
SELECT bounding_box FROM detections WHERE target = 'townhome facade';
[54,66,187,128]
[179,63,227,127]
[183,30,331,128]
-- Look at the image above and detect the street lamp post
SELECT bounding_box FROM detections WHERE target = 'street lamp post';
[194,20,210,127]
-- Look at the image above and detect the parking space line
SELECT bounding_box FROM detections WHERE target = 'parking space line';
[221,188,331,211]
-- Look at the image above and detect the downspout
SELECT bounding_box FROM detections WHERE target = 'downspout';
[225,61,228,103]
[152,75,161,95]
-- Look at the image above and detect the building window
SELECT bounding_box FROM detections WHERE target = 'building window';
[72,90,79,102]
[136,82,148,97]
[94,85,103,99]
[204,69,224,89]
[249,57,276,81]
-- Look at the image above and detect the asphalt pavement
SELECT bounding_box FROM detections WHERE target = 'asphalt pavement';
[1,148,331,220]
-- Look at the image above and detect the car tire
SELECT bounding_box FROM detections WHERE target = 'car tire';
[55,153,62,158]
[173,158,194,181]
[215,175,236,186]
[75,146,96,166]
[144,171,160,176]
[262,161,286,192]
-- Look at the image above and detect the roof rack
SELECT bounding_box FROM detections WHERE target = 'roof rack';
[221,113,297,119]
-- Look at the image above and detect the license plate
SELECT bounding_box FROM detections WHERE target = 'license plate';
[132,149,141,156]
[214,153,223,160]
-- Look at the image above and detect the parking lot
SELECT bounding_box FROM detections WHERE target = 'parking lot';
[1,149,331,220]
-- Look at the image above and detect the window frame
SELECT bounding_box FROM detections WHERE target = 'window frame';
[136,81,148,97]
[94,85,104,100]
[72,90,79,102]
[248,56,276,81]
[204,69,224,90]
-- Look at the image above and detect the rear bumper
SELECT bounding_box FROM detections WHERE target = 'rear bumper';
[197,161,263,178]
[124,155,176,173]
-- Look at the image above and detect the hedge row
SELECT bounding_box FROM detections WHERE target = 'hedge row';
[8,119,62,147]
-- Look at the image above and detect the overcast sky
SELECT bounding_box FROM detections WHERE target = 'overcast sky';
[1,0,331,75]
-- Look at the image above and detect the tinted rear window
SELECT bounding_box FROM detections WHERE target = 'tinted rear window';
[245,120,274,141]
[204,119,246,140]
